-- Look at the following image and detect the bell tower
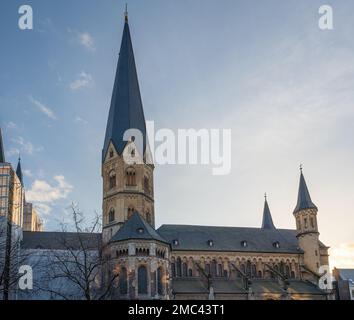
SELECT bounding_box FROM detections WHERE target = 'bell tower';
[102,13,154,243]
[293,167,321,274]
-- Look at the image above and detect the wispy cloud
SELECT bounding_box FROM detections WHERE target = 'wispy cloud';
[70,72,93,91]
[26,175,74,216]
[5,121,17,129]
[29,96,57,120]
[23,169,33,178]
[330,243,354,268]
[78,32,95,51]
[74,116,88,124]
[12,136,43,155]
[34,203,52,216]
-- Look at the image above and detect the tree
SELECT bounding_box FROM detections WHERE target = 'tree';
[0,217,29,300]
[34,204,119,300]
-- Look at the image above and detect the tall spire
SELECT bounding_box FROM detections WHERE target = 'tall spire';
[102,11,147,161]
[0,128,5,163]
[293,167,317,213]
[261,193,276,229]
[16,155,23,186]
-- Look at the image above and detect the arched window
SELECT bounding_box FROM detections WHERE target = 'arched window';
[109,149,114,158]
[205,263,211,275]
[146,212,151,224]
[246,260,252,277]
[285,266,290,278]
[119,267,128,294]
[217,264,223,277]
[157,267,163,295]
[109,170,116,189]
[304,218,308,228]
[310,217,315,228]
[126,168,136,186]
[176,258,182,277]
[211,260,217,277]
[297,217,301,229]
[144,176,150,194]
[182,263,188,277]
[188,268,193,277]
[171,263,176,278]
[251,264,257,278]
[127,207,135,219]
[109,208,115,223]
[138,266,148,294]
[258,270,262,278]
[240,264,246,274]
[290,271,295,279]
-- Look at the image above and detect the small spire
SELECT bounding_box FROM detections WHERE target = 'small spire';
[16,155,23,186]
[124,3,128,22]
[0,128,5,163]
[261,194,276,230]
[293,167,317,213]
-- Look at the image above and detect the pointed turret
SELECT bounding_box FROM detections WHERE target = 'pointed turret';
[102,14,147,161]
[16,156,23,186]
[261,194,276,229]
[0,128,5,163]
[293,167,317,214]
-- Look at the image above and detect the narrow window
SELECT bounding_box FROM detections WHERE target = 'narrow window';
[171,263,176,278]
[304,218,308,228]
[176,258,182,277]
[119,267,128,294]
[138,266,148,294]
[310,217,315,228]
[157,267,163,295]
[182,263,188,277]
[109,208,115,222]
[109,170,116,189]
[188,268,193,277]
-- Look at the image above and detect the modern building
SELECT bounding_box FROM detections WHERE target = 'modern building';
[333,268,354,300]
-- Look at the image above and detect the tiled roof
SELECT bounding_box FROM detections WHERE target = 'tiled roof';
[102,19,147,160]
[22,231,101,250]
[158,224,302,254]
[110,212,168,244]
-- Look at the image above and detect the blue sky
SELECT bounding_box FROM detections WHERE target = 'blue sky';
[1,0,354,267]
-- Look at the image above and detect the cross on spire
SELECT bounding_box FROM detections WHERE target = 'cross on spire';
[124,3,128,22]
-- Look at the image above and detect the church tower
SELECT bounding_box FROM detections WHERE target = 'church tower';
[293,167,321,274]
[102,13,154,243]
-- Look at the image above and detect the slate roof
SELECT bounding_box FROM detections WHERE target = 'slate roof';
[110,212,168,244]
[293,171,317,213]
[157,225,302,254]
[172,278,325,295]
[102,19,147,161]
[261,198,276,230]
[16,157,23,186]
[22,231,101,250]
[0,128,5,163]
[335,269,354,281]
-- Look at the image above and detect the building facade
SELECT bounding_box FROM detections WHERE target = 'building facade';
[0,14,333,300]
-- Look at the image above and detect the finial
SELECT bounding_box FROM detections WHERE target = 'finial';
[264,192,267,201]
[124,3,128,22]
[300,163,303,173]
[18,152,21,162]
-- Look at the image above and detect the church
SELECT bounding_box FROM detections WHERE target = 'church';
[0,13,332,300]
